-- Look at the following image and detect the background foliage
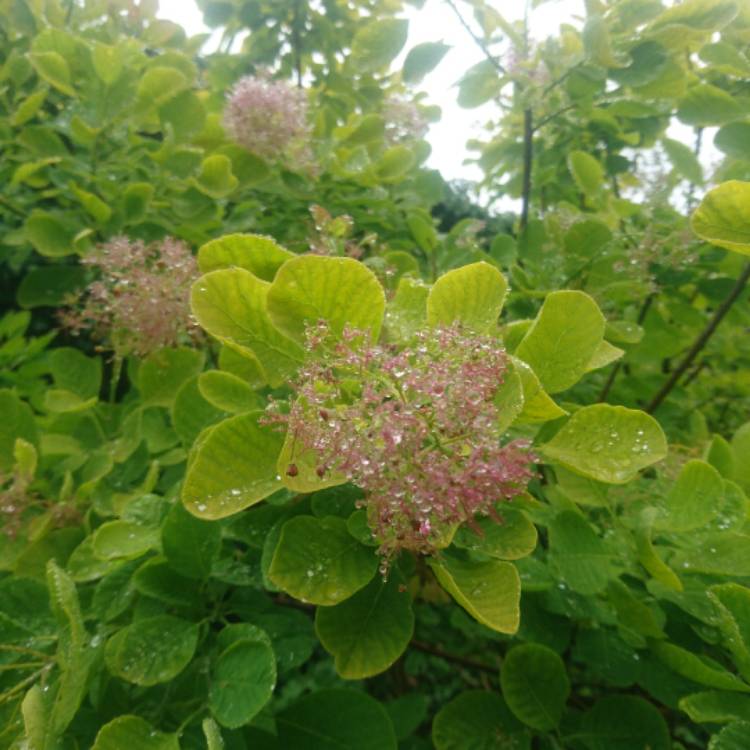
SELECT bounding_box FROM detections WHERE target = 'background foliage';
[2,0,750,748]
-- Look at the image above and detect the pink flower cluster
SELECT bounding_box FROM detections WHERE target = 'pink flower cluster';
[223,74,312,164]
[383,96,429,144]
[277,324,535,561]
[60,236,200,358]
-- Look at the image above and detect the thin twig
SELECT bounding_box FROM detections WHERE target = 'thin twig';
[682,359,707,387]
[647,262,750,413]
[686,126,703,209]
[410,639,499,675]
[540,65,576,97]
[444,0,507,75]
[532,103,576,132]
[292,0,304,88]
[520,108,533,231]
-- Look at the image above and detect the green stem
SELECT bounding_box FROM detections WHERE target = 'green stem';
[109,355,123,403]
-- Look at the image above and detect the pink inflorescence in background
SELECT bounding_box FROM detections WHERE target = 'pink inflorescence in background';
[60,236,200,358]
[383,95,429,145]
[275,323,536,563]
[223,73,312,164]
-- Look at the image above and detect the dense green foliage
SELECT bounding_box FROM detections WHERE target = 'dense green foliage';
[2,0,750,748]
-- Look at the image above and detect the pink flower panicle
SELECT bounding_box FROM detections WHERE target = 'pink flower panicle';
[224,73,312,164]
[383,96,429,144]
[60,236,200,358]
[276,323,535,563]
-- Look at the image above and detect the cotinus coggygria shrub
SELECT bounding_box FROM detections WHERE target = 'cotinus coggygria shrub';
[182,234,667,638]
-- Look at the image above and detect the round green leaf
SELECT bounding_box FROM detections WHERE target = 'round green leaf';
[195,155,238,198]
[0,389,39,471]
[672,533,750,576]
[403,41,450,83]
[182,411,285,520]
[12,88,48,127]
[375,145,415,181]
[92,716,179,750]
[267,255,386,344]
[515,291,605,394]
[351,18,409,71]
[315,571,414,679]
[540,404,667,483]
[652,641,750,692]
[161,502,222,579]
[692,180,750,255]
[106,615,198,686]
[547,511,612,595]
[191,268,304,386]
[663,137,704,184]
[121,183,153,222]
[457,60,502,108]
[198,371,261,414]
[494,363,525,433]
[384,276,429,343]
[680,691,750,724]
[209,639,276,728]
[427,261,508,333]
[428,553,521,634]
[160,90,206,141]
[135,66,188,109]
[500,644,570,731]
[715,123,750,160]
[92,521,160,561]
[453,510,538,560]
[573,629,640,688]
[29,51,75,96]
[138,347,205,408]
[709,583,750,682]
[677,84,743,127]
[710,720,750,750]
[17,266,87,308]
[24,211,76,257]
[171,375,226,448]
[568,150,604,195]
[513,358,567,423]
[433,691,529,750]
[197,234,294,279]
[650,0,738,31]
[91,42,122,84]
[268,516,378,605]
[655,459,724,532]
[277,689,397,750]
[581,695,670,750]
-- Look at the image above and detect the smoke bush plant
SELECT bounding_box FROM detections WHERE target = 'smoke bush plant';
[5,0,750,747]
[271,322,535,562]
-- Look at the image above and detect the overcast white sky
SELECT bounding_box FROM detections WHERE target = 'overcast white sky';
[157,0,585,182]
